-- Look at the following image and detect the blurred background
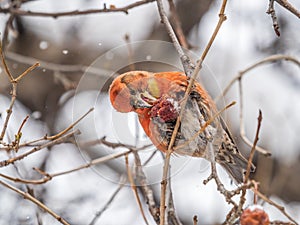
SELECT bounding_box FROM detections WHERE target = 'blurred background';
[0,0,300,224]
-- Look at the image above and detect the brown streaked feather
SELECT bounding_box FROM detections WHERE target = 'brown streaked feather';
[109,71,255,183]
[216,117,255,182]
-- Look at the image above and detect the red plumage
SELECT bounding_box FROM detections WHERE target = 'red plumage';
[109,71,254,183]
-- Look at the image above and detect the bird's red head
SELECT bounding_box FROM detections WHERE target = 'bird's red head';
[109,70,213,114]
[109,71,171,114]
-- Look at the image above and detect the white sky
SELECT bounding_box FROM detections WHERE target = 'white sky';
[1,0,300,224]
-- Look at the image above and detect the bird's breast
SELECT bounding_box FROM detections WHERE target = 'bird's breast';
[146,96,217,158]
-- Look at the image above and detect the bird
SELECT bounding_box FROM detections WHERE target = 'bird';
[109,70,254,183]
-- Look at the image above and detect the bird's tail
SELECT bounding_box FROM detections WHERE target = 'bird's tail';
[219,153,255,183]
[217,118,255,183]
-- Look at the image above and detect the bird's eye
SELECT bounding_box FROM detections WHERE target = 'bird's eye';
[129,98,136,108]
[129,89,137,95]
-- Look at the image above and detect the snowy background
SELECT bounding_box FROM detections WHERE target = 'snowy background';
[0,0,300,224]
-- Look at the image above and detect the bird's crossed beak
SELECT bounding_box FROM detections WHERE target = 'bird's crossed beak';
[132,91,157,109]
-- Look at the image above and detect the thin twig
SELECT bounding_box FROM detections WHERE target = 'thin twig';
[223,181,258,224]
[238,77,270,156]
[275,0,300,18]
[180,0,228,120]
[156,0,194,76]
[156,0,192,220]
[142,151,158,166]
[267,0,280,36]
[0,149,129,184]
[3,106,89,151]
[0,130,80,167]
[268,0,300,36]
[47,107,94,140]
[157,1,228,224]
[12,115,29,152]
[78,136,152,150]
[252,188,298,225]
[203,142,238,207]
[16,116,29,138]
[244,110,262,183]
[14,62,40,82]
[253,181,259,205]
[0,145,150,184]
[159,134,174,224]
[1,136,48,150]
[224,106,296,224]
[89,175,127,225]
[2,14,16,50]
[166,164,182,225]
[217,54,300,101]
[0,82,17,141]
[133,150,160,224]
[41,148,133,179]
[5,51,115,78]
[174,101,236,150]
[0,0,155,17]
[0,43,39,142]
[233,111,263,222]
[0,40,16,142]
[0,40,14,81]
[199,0,227,64]
[216,54,300,156]
[125,153,150,225]
[0,180,70,225]
[1,0,22,49]
[271,221,296,225]
[167,0,189,49]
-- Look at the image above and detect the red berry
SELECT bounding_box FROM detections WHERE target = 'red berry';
[150,97,179,122]
[240,205,270,225]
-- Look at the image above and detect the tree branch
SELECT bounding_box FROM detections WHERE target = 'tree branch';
[275,0,300,18]
[0,0,156,17]
[167,0,189,49]
[0,180,70,225]
[267,0,281,36]
[5,51,114,78]
[89,175,127,225]
[156,0,195,76]
[216,54,300,156]
[156,1,228,224]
